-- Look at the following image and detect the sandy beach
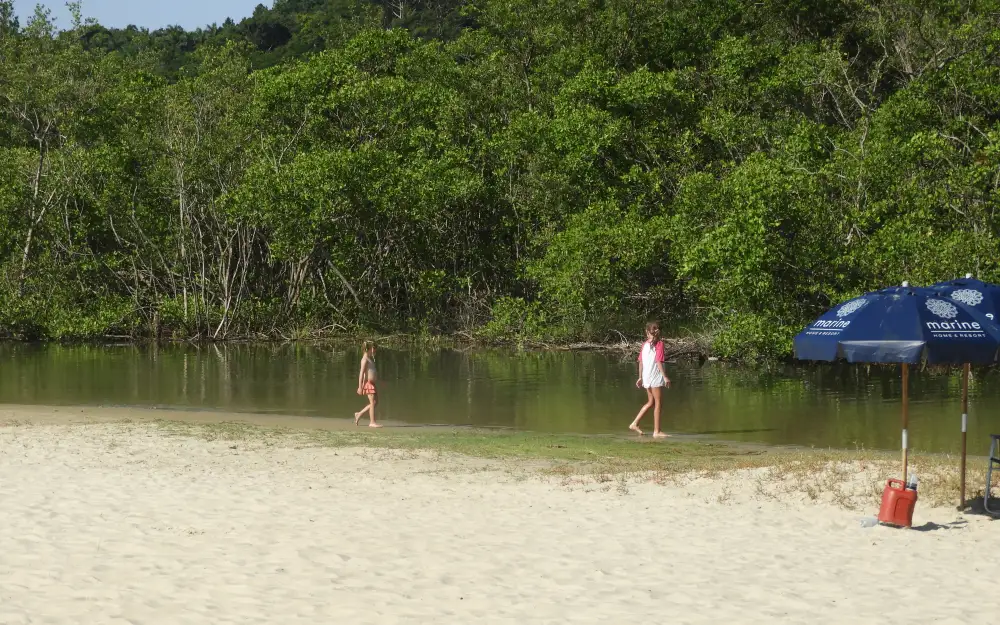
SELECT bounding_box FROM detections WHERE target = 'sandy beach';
[1,411,997,624]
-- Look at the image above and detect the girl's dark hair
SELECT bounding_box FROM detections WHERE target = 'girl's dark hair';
[363,340,376,352]
[645,321,661,345]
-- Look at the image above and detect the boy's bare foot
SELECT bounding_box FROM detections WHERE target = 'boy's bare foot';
[354,412,362,426]
[629,424,643,435]
[368,423,383,428]
[652,431,671,439]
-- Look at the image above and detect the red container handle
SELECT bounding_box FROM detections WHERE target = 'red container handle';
[887,479,905,489]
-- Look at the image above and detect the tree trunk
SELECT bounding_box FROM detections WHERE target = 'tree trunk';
[18,142,48,292]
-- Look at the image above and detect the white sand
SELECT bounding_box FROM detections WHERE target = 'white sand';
[1,420,997,624]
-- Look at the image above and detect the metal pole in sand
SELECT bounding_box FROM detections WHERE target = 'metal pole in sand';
[902,362,910,485]
[900,281,911,485]
[959,274,972,509]
[960,363,970,510]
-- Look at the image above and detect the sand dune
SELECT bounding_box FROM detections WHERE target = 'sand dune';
[1,419,996,624]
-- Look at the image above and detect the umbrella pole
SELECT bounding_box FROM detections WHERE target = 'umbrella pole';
[960,363,970,510]
[902,363,909,484]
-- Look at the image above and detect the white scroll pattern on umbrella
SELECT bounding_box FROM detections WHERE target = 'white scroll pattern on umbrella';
[950,289,984,307]
[836,298,868,317]
[926,299,959,319]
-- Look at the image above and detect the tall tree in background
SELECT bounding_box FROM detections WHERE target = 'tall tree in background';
[0,0,998,360]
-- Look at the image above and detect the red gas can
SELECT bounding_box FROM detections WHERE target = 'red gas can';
[877,479,917,528]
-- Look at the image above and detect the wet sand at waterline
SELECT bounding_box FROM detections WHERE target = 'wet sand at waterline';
[1,413,998,624]
[0,403,425,431]
[0,402,741,446]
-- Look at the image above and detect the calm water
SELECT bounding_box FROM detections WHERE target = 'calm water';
[2,343,999,454]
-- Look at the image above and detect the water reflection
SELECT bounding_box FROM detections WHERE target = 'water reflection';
[0,343,997,453]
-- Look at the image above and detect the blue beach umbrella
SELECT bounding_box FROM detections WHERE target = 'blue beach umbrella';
[794,283,1000,484]
[928,273,1000,509]
[929,274,1000,321]
[795,284,1000,365]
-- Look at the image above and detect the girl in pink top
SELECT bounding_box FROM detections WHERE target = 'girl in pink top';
[630,321,672,437]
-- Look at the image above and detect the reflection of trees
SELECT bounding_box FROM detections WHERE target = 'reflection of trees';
[0,344,997,452]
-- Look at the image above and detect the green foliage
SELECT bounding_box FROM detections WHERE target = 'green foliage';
[76,0,467,76]
[480,297,552,342]
[2,0,1000,361]
[711,312,798,363]
[526,201,674,339]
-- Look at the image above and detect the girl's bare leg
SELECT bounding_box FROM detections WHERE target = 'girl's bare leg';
[630,388,653,435]
[651,387,669,438]
[354,404,370,425]
[368,394,382,428]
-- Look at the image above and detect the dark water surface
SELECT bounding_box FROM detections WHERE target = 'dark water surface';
[2,343,999,454]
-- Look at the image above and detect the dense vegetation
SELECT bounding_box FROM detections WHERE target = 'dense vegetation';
[1,0,999,359]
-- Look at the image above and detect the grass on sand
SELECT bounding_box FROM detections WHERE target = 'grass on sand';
[151,419,994,511]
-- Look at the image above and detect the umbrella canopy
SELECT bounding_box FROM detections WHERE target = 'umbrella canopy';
[794,285,1000,366]
[926,275,1000,510]
[928,275,1000,322]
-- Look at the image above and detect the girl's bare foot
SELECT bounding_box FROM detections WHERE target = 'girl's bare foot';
[629,423,643,435]
[354,412,362,426]
[652,431,671,439]
[368,423,383,428]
